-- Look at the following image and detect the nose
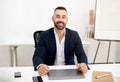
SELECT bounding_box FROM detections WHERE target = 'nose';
[58,16,63,21]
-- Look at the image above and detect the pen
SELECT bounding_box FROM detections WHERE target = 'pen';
[96,74,110,79]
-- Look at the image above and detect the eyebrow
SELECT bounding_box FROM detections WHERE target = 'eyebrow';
[55,14,67,16]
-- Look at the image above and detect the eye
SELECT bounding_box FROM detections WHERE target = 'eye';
[62,15,66,19]
[56,15,60,18]
[62,16,66,19]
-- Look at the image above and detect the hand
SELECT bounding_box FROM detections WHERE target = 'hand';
[76,63,88,74]
[38,64,49,76]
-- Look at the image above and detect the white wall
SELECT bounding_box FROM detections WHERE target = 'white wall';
[0,0,90,45]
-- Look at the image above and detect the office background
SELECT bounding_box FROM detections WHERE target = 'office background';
[0,0,120,67]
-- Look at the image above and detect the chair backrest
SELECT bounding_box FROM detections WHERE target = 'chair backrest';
[33,31,43,48]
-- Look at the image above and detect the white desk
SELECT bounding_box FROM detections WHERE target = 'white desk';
[0,64,120,82]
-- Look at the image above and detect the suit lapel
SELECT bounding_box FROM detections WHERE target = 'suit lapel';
[65,29,70,62]
[49,28,56,63]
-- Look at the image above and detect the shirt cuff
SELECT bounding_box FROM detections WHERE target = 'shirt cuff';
[37,64,44,70]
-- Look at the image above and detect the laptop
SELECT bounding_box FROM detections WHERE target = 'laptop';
[48,69,85,80]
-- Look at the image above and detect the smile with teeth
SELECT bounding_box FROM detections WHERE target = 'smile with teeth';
[58,23,63,25]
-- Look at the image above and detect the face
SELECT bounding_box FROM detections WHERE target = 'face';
[52,9,68,30]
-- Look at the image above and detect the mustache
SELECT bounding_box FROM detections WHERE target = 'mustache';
[56,21,64,24]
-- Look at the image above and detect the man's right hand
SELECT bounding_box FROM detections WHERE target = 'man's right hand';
[38,64,50,76]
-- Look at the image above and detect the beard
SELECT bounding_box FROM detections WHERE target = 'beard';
[54,21,66,30]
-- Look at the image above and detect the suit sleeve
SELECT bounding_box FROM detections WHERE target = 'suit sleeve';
[32,32,46,70]
[74,32,88,65]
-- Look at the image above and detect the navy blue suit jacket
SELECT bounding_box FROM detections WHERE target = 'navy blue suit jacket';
[33,28,88,70]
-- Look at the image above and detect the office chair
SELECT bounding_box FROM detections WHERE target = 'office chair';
[33,31,43,48]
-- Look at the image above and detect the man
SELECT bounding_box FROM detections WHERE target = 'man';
[33,6,89,76]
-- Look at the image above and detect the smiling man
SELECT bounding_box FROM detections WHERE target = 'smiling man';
[32,6,89,76]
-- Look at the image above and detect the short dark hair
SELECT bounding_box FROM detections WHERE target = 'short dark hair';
[54,6,67,13]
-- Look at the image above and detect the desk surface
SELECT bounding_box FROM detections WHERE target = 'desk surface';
[0,64,120,82]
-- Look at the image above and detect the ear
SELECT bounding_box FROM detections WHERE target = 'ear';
[67,17,68,22]
[52,16,54,22]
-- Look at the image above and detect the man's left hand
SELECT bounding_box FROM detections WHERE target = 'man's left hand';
[76,63,88,74]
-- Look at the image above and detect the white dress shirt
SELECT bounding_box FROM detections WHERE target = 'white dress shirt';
[54,29,65,65]
[37,29,66,69]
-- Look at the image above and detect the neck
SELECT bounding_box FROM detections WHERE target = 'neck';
[54,28,65,43]
[54,28,65,36]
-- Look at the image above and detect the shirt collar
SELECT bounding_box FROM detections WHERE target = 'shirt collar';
[54,28,66,37]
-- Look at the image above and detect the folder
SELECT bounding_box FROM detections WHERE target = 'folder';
[92,71,113,82]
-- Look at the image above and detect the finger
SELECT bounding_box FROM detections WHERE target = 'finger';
[44,66,50,71]
[76,64,81,68]
[39,69,48,76]
[77,64,83,69]
[79,63,86,70]
[42,65,50,74]
[38,66,47,76]
[80,66,87,74]
[38,70,44,76]
[76,64,79,67]
[43,69,49,74]
[77,63,87,73]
